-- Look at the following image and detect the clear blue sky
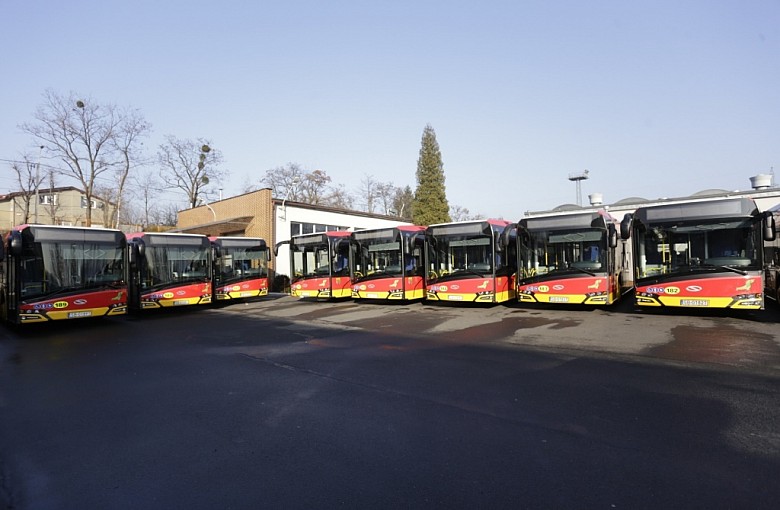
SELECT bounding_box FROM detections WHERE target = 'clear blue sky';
[1,0,778,218]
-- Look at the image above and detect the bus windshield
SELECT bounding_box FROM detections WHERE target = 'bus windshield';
[636,220,760,277]
[21,239,124,298]
[359,240,404,277]
[432,234,498,278]
[218,246,268,280]
[521,229,606,276]
[145,245,210,285]
[292,240,350,278]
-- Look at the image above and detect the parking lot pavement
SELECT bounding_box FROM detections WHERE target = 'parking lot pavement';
[224,294,780,372]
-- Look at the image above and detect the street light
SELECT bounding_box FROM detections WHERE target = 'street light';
[279,178,300,221]
[33,145,44,223]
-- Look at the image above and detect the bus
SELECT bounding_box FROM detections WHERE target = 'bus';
[211,236,270,301]
[351,225,428,301]
[126,232,212,311]
[276,231,353,299]
[426,219,516,303]
[516,210,624,305]
[761,203,780,304]
[620,197,772,310]
[0,225,127,324]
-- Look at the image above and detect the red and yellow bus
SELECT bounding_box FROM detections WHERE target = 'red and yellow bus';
[211,236,270,301]
[425,219,516,303]
[516,210,624,305]
[276,231,353,299]
[351,225,427,301]
[621,197,772,310]
[126,232,212,311]
[0,225,127,324]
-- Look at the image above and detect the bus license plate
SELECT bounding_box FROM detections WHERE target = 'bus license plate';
[68,311,92,318]
[447,295,463,301]
[367,293,379,299]
[549,296,569,303]
[173,300,190,306]
[681,299,709,306]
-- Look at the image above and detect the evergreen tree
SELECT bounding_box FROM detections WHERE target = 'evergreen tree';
[412,124,450,225]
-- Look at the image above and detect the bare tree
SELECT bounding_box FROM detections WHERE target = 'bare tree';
[358,174,378,213]
[297,168,331,205]
[130,168,162,229]
[375,182,398,215]
[42,170,63,225]
[260,164,335,205]
[261,163,306,201]
[325,184,355,209]
[20,90,149,226]
[158,136,225,208]
[110,109,150,227]
[9,152,46,224]
[449,204,482,222]
[393,185,414,220]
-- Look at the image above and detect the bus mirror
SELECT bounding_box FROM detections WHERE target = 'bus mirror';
[620,214,633,240]
[499,223,517,250]
[764,213,776,242]
[128,245,137,266]
[9,231,22,256]
[608,224,618,248]
[0,240,4,261]
[273,240,289,257]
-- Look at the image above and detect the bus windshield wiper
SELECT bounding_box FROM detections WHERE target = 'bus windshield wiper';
[453,269,490,278]
[30,283,99,301]
[710,265,748,276]
[569,266,597,277]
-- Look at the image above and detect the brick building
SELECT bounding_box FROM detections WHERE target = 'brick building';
[175,188,410,278]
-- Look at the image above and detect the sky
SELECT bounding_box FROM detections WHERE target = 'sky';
[1,0,778,219]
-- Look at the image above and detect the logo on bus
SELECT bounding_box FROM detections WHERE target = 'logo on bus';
[553,284,565,291]
[647,287,665,294]
[73,299,88,305]
[53,301,69,309]
[665,286,681,295]
[686,285,702,292]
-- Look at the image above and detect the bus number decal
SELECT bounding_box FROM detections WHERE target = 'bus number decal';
[53,301,69,309]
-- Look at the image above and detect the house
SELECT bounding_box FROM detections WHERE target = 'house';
[0,186,112,231]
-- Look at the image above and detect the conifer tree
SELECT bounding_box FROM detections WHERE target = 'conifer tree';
[412,124,450,225]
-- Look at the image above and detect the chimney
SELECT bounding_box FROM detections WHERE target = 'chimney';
[750,174,772,190]
[588,192,603,206]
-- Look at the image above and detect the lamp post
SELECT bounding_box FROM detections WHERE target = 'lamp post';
[33,145,44,223]
[279,178,300,221]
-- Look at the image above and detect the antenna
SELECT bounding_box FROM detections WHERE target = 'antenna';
[568,169,590,206]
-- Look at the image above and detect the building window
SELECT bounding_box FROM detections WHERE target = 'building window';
[290,222,351,237]
[290,222,302,237]
[39,194,58,205]
[81,196,104,209]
